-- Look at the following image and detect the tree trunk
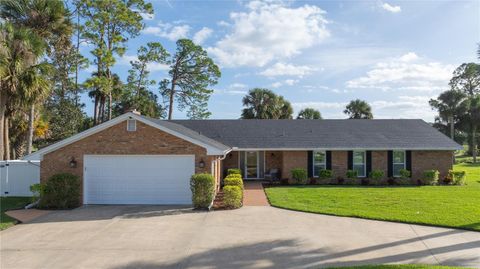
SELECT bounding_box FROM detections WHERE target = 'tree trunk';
[4,117,10,160]
[168,84,175,120]
[108,92,112,120]
[0,92,6,160]
[448,115,454,139]
[93,95,99,125]
[26,104,35,155]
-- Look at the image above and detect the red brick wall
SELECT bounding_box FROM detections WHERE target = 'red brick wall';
[265,151,283,175]
[412,151,453,180]
[331,151,348,179]
[372,151,388,179]
[282,151,308,179]
[41,120,212,195]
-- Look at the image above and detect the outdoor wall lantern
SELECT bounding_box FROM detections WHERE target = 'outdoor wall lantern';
[199,159,205,168]
[69,157,77,168]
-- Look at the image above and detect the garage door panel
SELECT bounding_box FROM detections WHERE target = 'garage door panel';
[84,155,194,205]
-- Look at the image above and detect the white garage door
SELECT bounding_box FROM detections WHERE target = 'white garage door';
[84,155,194,205]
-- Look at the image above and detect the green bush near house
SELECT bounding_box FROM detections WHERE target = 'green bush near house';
[190,173,215,209]
[291,168,308,185]
[223,185,243,208]
[29,183,44,203]
[346,170,358,179]
[369,170,384,184]
[39,173,81,209]
[422,170,439,185]
[448,170,467,185]
[224,175,244,189]
[318,169,333,179]
[399,169,411,179]
[227,168,242,176]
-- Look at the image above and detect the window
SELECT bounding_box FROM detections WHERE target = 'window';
[353,151,366,177]
[127,119,136,132]
[313,151,326,177]
[393,150,406,177]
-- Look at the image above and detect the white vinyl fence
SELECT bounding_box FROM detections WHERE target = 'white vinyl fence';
[0,160,40,197]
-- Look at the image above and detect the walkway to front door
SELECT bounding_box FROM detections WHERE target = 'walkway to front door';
[243,182,269,206]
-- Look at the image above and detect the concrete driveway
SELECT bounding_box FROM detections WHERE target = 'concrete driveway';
[1,206,479,269]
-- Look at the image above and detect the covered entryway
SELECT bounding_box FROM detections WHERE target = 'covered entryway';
[84,155,194,205]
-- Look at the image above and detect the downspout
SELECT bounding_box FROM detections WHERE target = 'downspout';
[207,148,233,211]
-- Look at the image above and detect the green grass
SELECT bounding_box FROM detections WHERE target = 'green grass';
[0,197,32,230]
[326,265,472,269]
[265,163,480,231]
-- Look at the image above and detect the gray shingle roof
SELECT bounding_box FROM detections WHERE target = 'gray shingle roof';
[168,119,461,150]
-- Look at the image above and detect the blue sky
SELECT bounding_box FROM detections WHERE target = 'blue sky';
[78,0,479,121]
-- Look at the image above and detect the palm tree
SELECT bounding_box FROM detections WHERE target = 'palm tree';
[1,0,68,156]
[462,96,480,163]
[297,108,322,119]
[429,90,467,140]
[344,99,373,119]
[241,88,293,119]
[0,23,45,159]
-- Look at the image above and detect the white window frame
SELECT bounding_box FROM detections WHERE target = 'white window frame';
[392,150,406,177]
[127,119,136,132]
[244,151,260,179]
[313,151,327,178]
[353,151,366,178]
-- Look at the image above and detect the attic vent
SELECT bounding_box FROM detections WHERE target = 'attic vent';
[127,119,136,132]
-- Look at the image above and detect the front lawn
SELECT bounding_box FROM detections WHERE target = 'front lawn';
[0,197,32,230]
[265,163,480,231]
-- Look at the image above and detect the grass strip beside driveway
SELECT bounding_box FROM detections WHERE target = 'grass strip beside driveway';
[265,163,480,231]
[0,197,32,230]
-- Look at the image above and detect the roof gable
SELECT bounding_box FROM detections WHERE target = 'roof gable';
[23,113,230,160]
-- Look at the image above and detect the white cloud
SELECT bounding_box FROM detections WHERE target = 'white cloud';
[193,27,213,44]
[292,96,437,121]
[284,79,298,86]
[260,62,316,78]
[346,52,455,92]
[371,96,436,120]
[140,12,155,20]
[271,82,283,88]
[208,1,330,67]
[142,21,190,41]
[381,2,401,13]
[119,55,169,72]
[215,83,248,95]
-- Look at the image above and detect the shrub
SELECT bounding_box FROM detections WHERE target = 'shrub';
[39,173,81,209]
[448,170,467,185]
[369,170,384,183]
[224,175,244,189]
[227,168,242,176]
[291,168,308,185]
[346,170,358,179]
[190,173,215,209]
[29,183,44,203]
[399,169,411,179]
[223,185,242,208]
[422,170,439,185]
[318,169,333,179]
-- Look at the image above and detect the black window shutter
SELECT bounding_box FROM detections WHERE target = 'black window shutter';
[366,151,372,177]
[326,151,332,170]
[347,151,353,170]
[307,151,313,177]
[406,150,412,177]
[387,150,393,177]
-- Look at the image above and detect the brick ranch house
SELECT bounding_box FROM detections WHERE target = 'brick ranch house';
[24,111,461,205]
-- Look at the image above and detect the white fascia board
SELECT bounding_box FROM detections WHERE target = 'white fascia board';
[232,147,461,151]
[23,113,230,160]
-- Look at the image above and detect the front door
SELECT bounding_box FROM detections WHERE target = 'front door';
[245,151,259,179]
